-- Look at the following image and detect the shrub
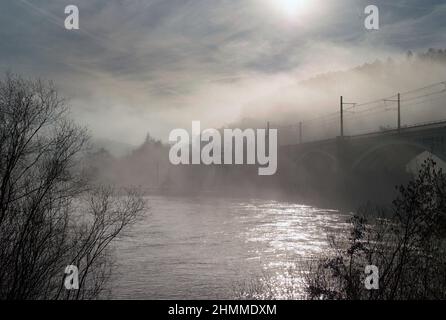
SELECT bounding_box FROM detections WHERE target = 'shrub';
[305,158,446,300]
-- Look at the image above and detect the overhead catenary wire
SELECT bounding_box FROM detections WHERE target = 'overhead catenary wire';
[271,80,446,142]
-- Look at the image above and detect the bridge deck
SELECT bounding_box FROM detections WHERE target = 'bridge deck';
[283,119,446,148]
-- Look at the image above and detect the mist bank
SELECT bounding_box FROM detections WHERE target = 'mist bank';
[87,49,446,209]
[236,48,446,142]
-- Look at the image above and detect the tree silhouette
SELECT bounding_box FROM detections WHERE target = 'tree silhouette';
[0,74,145,300]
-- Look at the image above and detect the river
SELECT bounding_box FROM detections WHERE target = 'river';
[111,195,350,299]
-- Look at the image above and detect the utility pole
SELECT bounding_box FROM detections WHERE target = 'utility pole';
[340,96,356,138]
[340,96,344,138]
[156,161,159,187]
[384,93,401,133]
[266,121,270,154]
[266,121,270,142]
[397,93,401,133]
[299,121,303,144]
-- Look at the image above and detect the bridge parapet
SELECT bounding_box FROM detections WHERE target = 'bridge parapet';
[282,121,446,172]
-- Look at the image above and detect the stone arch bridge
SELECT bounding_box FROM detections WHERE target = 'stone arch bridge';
[278,121,446,204]
[281,120,446,174]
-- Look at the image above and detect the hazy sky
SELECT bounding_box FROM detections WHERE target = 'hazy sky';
[0,0,445,145]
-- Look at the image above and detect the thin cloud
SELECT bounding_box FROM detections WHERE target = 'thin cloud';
[0,0,444,144]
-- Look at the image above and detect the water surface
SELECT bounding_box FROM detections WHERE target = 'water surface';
[112,196,349,299]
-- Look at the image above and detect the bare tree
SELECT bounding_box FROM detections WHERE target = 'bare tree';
[0,74,145,300]
[305,158,446,300]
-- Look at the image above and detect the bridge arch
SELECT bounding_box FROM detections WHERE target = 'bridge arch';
[351,140,431,172]
[297,149,339,172]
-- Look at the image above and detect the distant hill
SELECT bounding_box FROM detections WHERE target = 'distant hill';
[300,48,446,88]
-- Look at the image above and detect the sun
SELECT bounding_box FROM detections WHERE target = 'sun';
[275,0,307,16]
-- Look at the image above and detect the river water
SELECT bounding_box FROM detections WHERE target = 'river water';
[111,196,350,299]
